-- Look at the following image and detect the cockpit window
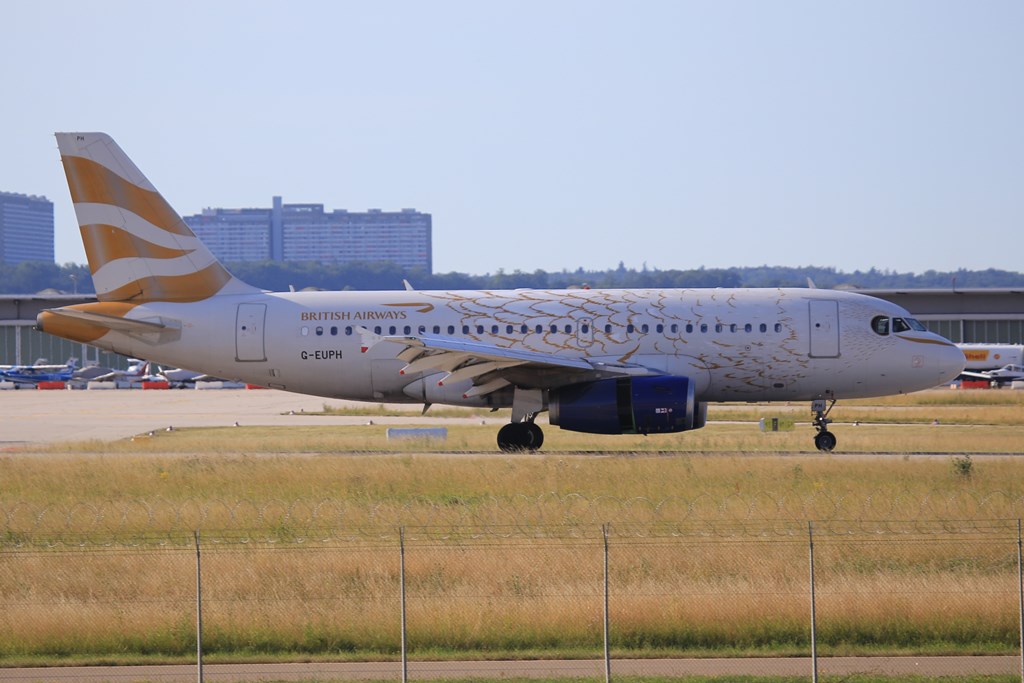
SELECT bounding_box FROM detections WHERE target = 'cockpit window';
[890,317,927,333]
[892,317,911,333]
[871,316,890,336]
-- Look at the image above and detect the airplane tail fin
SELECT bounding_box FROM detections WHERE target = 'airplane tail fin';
[55,133,260,303]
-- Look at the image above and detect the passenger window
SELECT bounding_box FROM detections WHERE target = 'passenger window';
[345,326,353,336]
[374,326,382,334]
[301,326,309,336]
[744,323,752,333]
[537,324,544,334]
[641,324,649,333]
[404,326,412,335]
[447,325,455,334]
[550,324,558,333]
[418,325,427,334]
[627,324,635,333]
[491,325,499,334]
[604,324,612,334]
[315,326,324,336]
[729,324,737,333]
[506,325,514,334]
[700,324,708,333]
[330,326,338,336]
[872,316,890,336]
[389,326,397,335]
[759,323,767,333]
[520,325,528,334]
[476,325,484,334]
[774,323,782,333]
[685,324,693,333]
[462,325,469,334]
[671,324,678,333]
[564,324,572,334]
[581,324,590,334]
[715,324,723,333]
[431,325,439,334]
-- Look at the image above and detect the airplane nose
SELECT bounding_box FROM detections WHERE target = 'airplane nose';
[937,342,966,385]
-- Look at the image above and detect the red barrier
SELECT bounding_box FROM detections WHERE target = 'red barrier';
[36,381,66,390]
[245,384,269,390]
[960,380,991,390]
[141,380,170,390]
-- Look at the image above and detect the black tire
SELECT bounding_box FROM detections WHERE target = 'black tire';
[497,422,545,452]
[497,423,526,452]
[814,430,837,452]
[525,422,544,451]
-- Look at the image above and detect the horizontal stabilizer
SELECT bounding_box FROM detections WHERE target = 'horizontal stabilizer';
[40,307,171,334]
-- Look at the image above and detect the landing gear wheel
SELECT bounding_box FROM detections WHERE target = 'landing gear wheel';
[525,422,544,450]
[497,422,544,453]
[814,430,837,452]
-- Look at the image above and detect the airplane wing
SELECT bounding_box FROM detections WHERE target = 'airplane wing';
[959,370,993,381]
[373,333,659,397]
[0,373,38,385]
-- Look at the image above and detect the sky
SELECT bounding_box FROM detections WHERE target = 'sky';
[2,1,1022,275]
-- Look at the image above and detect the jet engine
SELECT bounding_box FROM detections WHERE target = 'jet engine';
[548,376,707,435]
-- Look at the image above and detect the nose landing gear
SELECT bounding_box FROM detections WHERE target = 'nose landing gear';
[812,398,837,452]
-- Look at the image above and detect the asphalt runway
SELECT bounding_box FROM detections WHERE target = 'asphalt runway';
[0,388,483,446]
[0,656,1019,681]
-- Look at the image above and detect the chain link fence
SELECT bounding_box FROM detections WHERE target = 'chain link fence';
[1,520,1023,681]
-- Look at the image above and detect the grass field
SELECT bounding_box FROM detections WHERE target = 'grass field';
[1,389,1023,666]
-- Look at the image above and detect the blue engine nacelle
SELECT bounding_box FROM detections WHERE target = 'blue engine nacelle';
[548,376,707,435]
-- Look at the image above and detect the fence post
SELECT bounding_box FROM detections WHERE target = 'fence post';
[808,521,818,683]
[194,531,203,683]
[602,523,611,683]
[400,526,408,683]
[1017,519,1022,683]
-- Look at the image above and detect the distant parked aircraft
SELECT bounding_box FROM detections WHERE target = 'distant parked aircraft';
[72,358,154,384]
[0,358,78,385]
[961,364,1024,386]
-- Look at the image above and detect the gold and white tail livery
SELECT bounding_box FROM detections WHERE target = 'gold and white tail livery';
[40,132,966,453]
[56,133,260,303]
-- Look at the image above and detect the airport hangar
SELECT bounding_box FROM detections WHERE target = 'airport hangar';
[0,288,1022,368]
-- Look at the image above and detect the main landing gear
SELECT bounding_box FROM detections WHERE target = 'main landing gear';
[811,399,837,452]
[497,416,544,452]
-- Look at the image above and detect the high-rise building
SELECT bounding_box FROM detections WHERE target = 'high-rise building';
[183,197,432,272]
[0,192,54,264]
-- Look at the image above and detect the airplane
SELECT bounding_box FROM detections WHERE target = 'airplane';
[148,363,244,388]
[961,364,1024,386]
[37,133,966,452]
[0,357,78,385]
[72,358,155,384]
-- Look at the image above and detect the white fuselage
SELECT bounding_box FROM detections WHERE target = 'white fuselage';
[78,287,965,407]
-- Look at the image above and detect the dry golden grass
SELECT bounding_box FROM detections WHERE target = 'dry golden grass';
[3,529,1020,658]
[3,444,1024,532]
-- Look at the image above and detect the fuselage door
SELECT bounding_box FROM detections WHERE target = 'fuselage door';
[808,300,840,358]
[236,303,267,362]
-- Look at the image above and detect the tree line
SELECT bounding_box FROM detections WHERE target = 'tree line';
[3,260,1023,295]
